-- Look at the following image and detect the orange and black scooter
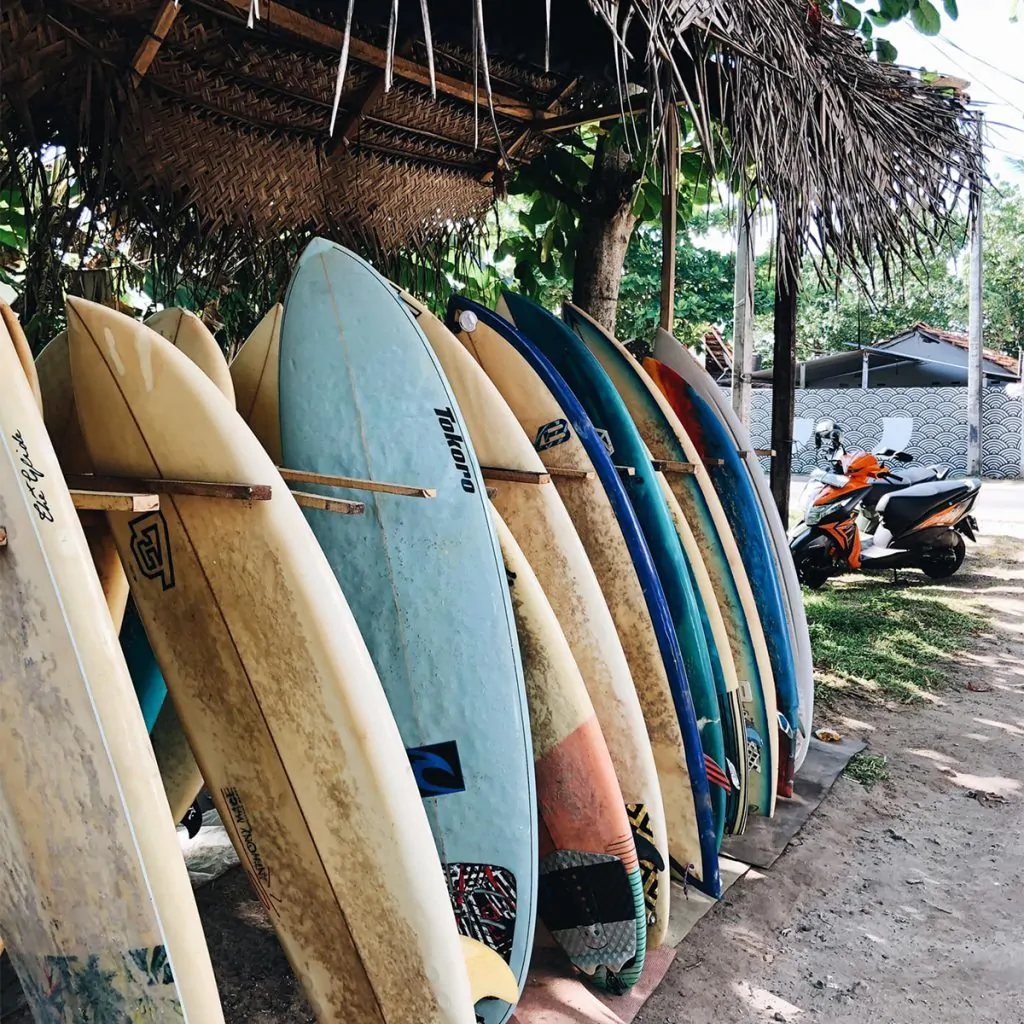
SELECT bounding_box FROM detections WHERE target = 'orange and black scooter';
[789,420,981,589]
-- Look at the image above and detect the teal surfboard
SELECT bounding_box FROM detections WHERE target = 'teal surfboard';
[279,240,536,1024]
[498,291,722,885]
[119,599,167,731]
[562,303,780,815]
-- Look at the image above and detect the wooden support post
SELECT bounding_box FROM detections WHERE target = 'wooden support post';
[860,349,870,389]
[659,106,680,333]
[967,118,985,476]
[277,467,435,498]
[770,238,800,525]
[480,467,551,486]
[70,490,160,513]
[731,203,755,429]
[66,474,272,502]
[291,491,365,515]
[130,0,180,83]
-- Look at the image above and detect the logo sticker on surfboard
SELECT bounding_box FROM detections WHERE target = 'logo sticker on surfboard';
[533,419,571,451]
[447,863,517,962]
[407,740,466,797]
[128,510,175,590]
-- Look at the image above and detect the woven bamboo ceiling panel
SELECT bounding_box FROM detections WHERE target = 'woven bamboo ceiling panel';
[1,0,598,251]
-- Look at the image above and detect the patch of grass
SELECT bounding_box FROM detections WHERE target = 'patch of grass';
[845,751,890,788]
[804,583,983,705]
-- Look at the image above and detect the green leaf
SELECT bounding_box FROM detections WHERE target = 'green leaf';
[839,1,863,28]
[942,0,958,17]
[861,15,874,36]
[910,0,941,35]
[875,37,899,61]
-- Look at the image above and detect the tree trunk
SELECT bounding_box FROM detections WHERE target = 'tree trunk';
[572,136,640,331]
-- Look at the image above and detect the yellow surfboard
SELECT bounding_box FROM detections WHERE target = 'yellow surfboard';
[0,316,223,1022]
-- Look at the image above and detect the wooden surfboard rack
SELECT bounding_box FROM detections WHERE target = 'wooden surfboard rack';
[480,467,551,486]
[742,448,776,458]
[70,490,160,513]
[545,466,595,481]
[651,459,694,475]
[290,491,365,515]
[615,465,636,477]
[66,474,272,502]
[278,467,435,499]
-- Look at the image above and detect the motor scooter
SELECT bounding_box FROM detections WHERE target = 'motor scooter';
[789,420,981,589]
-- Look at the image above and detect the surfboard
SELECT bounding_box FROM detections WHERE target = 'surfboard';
[278,240,536,1024]
[37,312,236,818]
[452,296,718,899]
[645,356,804,791]
[397,289,654,976]
[500,295,729,839]
[492,507,645,988]
[230,304,283,465]
[145,307,235,404]
[656,474,749,833]
[561,302,784,816]
[651,330,815,772]
[66,296,480,1024]
[1,314,223,1022]
[35,331,130,631]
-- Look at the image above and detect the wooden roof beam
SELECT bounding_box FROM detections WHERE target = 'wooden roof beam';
[222,0,538,120]
[130,0,180,84]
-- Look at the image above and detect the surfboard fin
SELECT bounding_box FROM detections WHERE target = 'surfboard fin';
[459,936,519,1006]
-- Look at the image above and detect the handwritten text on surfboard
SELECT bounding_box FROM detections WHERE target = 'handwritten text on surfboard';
[434,407,475,493]
[12,430,54,522]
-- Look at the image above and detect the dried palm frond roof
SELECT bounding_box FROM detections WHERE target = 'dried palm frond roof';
[0,0,980,275]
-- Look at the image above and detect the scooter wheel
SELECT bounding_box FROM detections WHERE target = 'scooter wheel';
[797,562,833,589]
[920,532,966,579]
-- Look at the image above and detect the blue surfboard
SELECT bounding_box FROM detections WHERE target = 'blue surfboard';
[644,356,802,793]
[562,304,782,814]
[449,295,721,899]
[119,599,167,732]
[279,240,536,1024]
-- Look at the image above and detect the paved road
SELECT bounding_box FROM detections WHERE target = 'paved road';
[791,475,1024,538]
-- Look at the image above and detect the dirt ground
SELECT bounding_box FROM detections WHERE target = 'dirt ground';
[640,526,1024,1024]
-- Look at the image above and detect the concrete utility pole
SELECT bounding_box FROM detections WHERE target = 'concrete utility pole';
[659,105,679,333]
[731,206,755,428]
[967,115,984,476]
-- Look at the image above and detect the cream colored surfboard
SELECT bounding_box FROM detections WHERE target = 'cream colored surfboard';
[564,306,779,816]
[66,297,479,1024]
[146,307,235,405]
[36,317,236,818]
[657,473,748,825]
[1,304,41,411]
[492,507,645,984]
[231,304,283,465]
[0,317,223,1022]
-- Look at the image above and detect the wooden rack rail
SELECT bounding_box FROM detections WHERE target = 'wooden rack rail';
[278,467,435,498]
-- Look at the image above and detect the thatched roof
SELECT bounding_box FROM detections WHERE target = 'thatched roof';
[0,0,980,274]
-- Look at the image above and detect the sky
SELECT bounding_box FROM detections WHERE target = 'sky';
[884,0,1024,180]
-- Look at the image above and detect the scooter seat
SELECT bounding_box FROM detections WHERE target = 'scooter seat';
[887,465,946,485]
[876,478,981,536]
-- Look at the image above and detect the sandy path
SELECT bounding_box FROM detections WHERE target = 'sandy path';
[639,533,1024,1024]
